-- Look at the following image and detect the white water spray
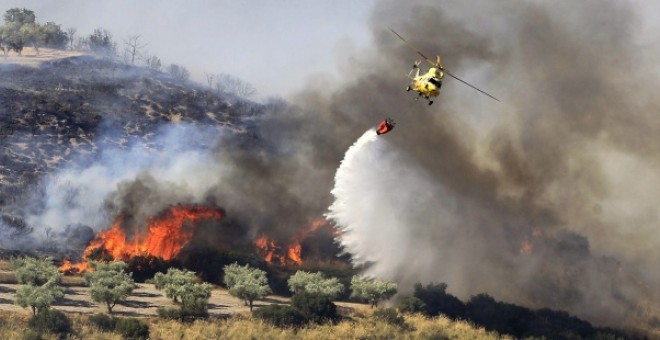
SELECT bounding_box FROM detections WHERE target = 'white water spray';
[327,129,458,283]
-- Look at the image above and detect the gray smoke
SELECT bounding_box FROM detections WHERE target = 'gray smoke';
[298,0,659,327]
[9,0,659,328]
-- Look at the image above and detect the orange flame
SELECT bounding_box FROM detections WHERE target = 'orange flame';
[520,240,533,255]
[60,205,222,273]
[287,240,302,265]
[254,218,336,266]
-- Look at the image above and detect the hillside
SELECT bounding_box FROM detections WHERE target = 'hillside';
[0,52,650,339]
[0,52,257,228]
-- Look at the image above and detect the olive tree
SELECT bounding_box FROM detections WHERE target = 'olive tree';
[11,257,61,285]
[15,281,64,316]
[223,263,271,311]
[152,268,196,303]
[350,275,398,308]
[179,282,212,316]
[288,270,344,299]
[12,257,64,315]
[84,261,134,314]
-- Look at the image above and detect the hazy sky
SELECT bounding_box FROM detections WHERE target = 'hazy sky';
[0,0,375,99]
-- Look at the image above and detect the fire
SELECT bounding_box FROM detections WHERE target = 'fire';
[287,240,302,265]
[60,204,222,273]
[59,259,89,273]
[255,235,280,264]
[520,240,533,255]
[520,229,543,255]
[255,218,337,266]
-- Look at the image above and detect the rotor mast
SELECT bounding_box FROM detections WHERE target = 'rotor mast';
[387,26,501,102]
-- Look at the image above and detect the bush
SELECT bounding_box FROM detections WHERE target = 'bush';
[253,304,307,328]
[398,296,426,314]
[125,255,172,283]
[88,313,116,331]
[413,282,465,319]
[27,309,71,335]
[373,308,406,327]
[115,317,150,340]
[22,330,43,340]
[157,307,183,320]
[291,291,338,324]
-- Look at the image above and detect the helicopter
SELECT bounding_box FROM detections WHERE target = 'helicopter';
[388,27,500,105]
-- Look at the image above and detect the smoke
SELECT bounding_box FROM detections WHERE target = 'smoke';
[310,0,660,327]
[2,0,658,328]
[23,123,226,238]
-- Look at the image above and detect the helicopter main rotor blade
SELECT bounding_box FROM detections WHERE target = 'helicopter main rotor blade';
[388,26,501,103]
[445,70,501,102]
[387,26,436,66]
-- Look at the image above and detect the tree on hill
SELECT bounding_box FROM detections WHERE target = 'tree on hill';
[287,270,344,300]
[3,8,35,25]
[223,262,271,311]
[87,27,115,56]
[168,64,190,82]
[350,275,397,308]
[39,21,68,50]
[152,268,196,303]
[214,73,257,98]
[123,34,146,65]
[0,9,68,55]
[84,261,135,314]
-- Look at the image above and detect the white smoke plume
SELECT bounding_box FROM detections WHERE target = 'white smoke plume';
[24,123,225,238]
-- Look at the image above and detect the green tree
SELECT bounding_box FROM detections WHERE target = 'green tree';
[15,280,64,316]
[223,262,271,311]
[179,282,212,316]
[152,268,196,303]
[84,261,134,314]
[11,257,61,286]
[40,21,68,49]
[3,8,35,25]
[18,23,40,54]
[87,27,114,55]
[287,270,344,300]
[350,275,398,308]
[0,22,24,55]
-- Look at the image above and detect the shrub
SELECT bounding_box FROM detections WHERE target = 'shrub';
[253,304,307,328]
[27,309,71,335]
[125,255,172,283]
[413,282,465,319]
[291,291,338,324]
[88,313,116,331]
[373,308,406,327]
[157,307,183,320]
[115,317,150,340]
[398,296,426,314]
[22,330,43,340]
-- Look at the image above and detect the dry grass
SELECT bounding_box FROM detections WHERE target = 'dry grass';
[0,260,13,271]
[1,47,87,67]
[147,313,510,340]
[0,308,511,340]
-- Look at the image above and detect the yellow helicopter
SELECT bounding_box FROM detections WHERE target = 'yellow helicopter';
[388,27,500,105]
